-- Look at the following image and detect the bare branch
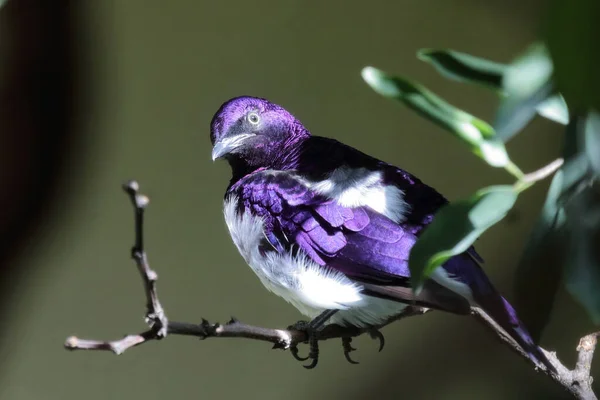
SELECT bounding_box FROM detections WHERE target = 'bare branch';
[64,180,598,400]
[65,309,426,355]
[65,331,154,355]
[473,308,598,400]
[122,180,168,338]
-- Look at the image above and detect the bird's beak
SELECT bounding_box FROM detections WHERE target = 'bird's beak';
[211,142,228,161]
[211,133,255,161]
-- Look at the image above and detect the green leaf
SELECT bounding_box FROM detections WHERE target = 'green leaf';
[409,185,518,290]
[511,113,598,338]
[494,43,558,142]
[502,44,553,99]
[417,49,506,91]
[560,113,600,324]
[362,66,511,168]
[515,115,597,331]
[513,168,568,342]
[536,95,569,125]
[560,115,593,198]
[417,47,569,135]
[564,186,600,324]
[544,0,600,111]
[585,111,600,175]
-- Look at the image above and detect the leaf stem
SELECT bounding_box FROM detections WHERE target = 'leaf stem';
[522,158,565,183]
[505,161,525,180]
[513,158,564,193]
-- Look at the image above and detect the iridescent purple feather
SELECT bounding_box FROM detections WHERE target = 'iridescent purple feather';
[213,95,553,371]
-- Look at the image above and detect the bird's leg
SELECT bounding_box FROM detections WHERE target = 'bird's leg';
[287,309,338,369]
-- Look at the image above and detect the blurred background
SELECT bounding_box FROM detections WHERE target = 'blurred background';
[0,0,592,399]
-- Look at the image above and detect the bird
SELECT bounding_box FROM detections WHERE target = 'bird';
[210,95,553,371]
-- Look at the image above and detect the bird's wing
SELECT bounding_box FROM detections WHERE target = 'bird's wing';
[295,136,485,263]
[378,164,485,263]
[229,170,472,314]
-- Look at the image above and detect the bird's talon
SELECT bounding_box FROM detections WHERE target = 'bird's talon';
[303,334,320,369]
[342,336,360,365]
[290,344,309,361]
[303,358,319,369]
[369,329,385,352]
[344,352,360,365]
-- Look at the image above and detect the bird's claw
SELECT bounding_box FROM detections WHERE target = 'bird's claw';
[369,329,385,352]
[342,337,359,365]
[338,329,384,365]
[289,344,309,361]
[287,320,322,369]
[303,334,320,369]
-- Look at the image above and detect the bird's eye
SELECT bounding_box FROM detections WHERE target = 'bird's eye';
[247,112,260,125]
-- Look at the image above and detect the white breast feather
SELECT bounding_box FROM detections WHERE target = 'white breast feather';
[223,195,406,327]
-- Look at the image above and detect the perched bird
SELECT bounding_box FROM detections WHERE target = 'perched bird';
[210,95,553,371]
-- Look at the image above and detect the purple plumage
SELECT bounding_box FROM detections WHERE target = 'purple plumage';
[211,95,553,371]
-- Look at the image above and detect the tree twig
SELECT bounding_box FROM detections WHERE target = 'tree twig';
[64,180,598,399]
[472,308,598,400]
[123,181,168,338]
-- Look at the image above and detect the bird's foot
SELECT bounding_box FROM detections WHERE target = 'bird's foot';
[287,310,338,369]
[287,320,322,369]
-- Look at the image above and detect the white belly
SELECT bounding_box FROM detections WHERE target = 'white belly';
[223,196,407,327]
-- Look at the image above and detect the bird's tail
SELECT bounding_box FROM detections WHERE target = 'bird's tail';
[474,290,555,372]
[443,252,556,372]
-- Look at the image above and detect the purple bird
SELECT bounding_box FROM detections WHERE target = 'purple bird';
[210,95,553,371]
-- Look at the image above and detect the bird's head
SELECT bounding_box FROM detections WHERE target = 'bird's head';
[210,96,310,173]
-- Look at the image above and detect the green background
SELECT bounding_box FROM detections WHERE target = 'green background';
[1,1,592,399]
